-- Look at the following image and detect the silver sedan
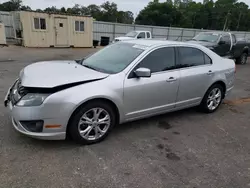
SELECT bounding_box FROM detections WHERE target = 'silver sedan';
[4,40,235,144]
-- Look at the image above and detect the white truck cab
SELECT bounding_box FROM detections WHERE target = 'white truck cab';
[113,31,152,42]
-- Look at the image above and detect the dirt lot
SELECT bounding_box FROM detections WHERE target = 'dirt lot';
[0,46,250,188]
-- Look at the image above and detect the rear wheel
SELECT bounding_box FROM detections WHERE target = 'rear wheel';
[68,101,116,145]
[236,52,248,65]
[199,84,224,113]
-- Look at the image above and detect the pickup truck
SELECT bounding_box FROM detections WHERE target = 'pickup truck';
[188,32,250,64]
[113,30,152,42]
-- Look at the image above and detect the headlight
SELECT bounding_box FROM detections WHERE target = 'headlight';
[17,93,50,107]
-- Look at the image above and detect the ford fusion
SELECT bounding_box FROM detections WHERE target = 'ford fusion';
[4,40,235,144]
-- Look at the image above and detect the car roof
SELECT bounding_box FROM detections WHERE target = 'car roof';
[200,31,226,35]
[123,39,197,47]
[134,30,150,33]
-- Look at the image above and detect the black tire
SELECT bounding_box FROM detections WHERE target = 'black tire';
[236,52,248,65]
[199,84,224,113]
[68,101,116,145]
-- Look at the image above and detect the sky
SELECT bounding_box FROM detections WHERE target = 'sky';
[1,0,250,16]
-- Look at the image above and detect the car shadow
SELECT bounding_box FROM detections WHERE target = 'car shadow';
[23,107,203,148]
[112,107,199,135]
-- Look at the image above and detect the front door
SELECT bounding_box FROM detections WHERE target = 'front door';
[123,47,180,120]
[215,34,231,56]
[54,18,68,47]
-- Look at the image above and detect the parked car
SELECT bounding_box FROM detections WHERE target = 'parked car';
[113,30,152,42]
[4,40,235,144]
[188,32,250,64]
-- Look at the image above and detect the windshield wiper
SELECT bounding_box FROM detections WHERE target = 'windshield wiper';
[75,59,83,64]
[82,64,98,71]
[198,39,210,42]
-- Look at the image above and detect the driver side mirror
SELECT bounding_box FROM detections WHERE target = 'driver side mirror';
[218,40,226,45]
[134,68,151,78]
[137,36,142,39]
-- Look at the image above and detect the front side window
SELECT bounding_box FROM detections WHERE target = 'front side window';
[178,47,208,68]
[138,47,175,73]
[221,35,230,43]
[137,32,146,39]
[34,18,46,30]
[82,43,144,74]
[75,21,84,32]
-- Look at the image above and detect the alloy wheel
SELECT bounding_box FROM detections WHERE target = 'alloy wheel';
[78,108,111,141]
[207,88,222,111]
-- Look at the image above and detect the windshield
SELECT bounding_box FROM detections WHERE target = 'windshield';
[125,31,138,38]
[82,43,144,74]
[193,33,220,43]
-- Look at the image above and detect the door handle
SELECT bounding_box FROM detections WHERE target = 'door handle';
[166,77,177,82]
[207,70,214,75]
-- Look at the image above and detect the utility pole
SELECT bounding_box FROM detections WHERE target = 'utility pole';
[236,12,242,31]
[236,7,242,31]
[223,11,230,31]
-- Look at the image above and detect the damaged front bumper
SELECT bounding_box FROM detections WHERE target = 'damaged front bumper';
[4,81,67,140]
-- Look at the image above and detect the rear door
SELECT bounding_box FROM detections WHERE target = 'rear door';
[123,47,180,120]
[175,46,214,108]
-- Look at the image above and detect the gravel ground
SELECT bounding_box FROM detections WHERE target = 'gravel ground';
[0,46,250,188]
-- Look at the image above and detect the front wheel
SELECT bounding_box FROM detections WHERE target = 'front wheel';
[68,101,116,145]
[236,52,248,65]
[199,84,224,113]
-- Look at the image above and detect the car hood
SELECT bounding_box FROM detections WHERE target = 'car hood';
[19,60,109,88]
[187,40,216,47]
[115,36,135,41]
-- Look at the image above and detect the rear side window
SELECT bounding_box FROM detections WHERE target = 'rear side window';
[138,47,175,73]
[178,47,211,68]
[147,32,151,38]
[204,53,212,64]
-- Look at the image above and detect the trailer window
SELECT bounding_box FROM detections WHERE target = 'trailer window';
[34,18,46,30]
[75,21,84,32]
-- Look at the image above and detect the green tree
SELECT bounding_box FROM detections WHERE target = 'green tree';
[87,4,102,19]
[135,0,250,31]
[100,1,118,22]
[44,6,60,13]
[117,11,134,24]
[0,0,22,11]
